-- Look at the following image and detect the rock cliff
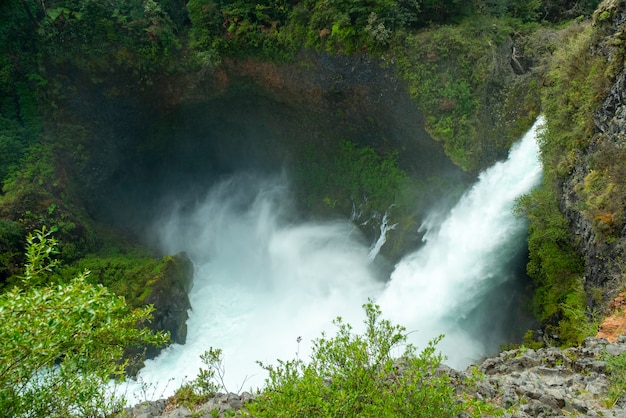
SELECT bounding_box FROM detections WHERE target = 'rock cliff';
[559,0,626,312]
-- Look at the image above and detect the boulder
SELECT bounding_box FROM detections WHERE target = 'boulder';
[143,253,193,358]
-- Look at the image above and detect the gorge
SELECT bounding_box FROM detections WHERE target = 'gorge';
[2,0,626,415]
[124,117,544,401]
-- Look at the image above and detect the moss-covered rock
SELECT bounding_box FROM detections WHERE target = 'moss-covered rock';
[522,0,626,346]
[143,253,193,352]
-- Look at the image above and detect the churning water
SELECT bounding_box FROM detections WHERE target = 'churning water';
[123,117,544,402]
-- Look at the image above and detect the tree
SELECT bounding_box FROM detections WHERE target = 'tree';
[0,227,168,417]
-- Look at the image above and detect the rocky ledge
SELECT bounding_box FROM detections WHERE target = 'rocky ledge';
[121,392,255,418]
[452,336,626,417]
[121,336,626,417]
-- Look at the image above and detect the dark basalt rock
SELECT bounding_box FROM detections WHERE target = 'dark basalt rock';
[143,252,193,358]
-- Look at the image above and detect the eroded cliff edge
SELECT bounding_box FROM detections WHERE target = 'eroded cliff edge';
[556,0,626,328]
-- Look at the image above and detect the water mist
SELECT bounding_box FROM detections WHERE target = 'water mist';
[125,117,544,402]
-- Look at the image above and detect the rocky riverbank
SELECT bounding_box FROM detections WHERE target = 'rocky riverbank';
[119,336,626,418]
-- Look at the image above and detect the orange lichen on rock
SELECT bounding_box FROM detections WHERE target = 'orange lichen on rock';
[596,292,626,342]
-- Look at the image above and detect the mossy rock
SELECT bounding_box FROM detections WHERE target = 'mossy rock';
[55,247,193,351]
[143,253,194,349]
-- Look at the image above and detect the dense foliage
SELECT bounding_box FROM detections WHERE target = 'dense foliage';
[515,4,626,347]
[516,184,592,346]
[396,17,513,172]
[0,0,602,201]
[541,14,626,242]
[296,140,407,214]
[0,0,615,407]
[0,227,168,417]
[247,301,479,417]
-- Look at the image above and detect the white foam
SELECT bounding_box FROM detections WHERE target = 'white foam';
[123,117,544,402]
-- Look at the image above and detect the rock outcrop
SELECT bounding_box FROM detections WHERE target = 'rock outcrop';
[121,392,255,418]
[143,253,194,358]
[454,336,626,417]
[559,0,626,311]
[122,337,626,417]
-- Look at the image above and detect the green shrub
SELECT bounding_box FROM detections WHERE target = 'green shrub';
[0,227,168,417]
[604,349,626,408]
[173,347,226,409]
[516,183,594,345]
[248,300,463,417]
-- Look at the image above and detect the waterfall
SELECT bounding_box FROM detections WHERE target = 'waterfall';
[124,177,384,401]
[377,116,544,367]
[368,210,398,261]
[124,117,544,402]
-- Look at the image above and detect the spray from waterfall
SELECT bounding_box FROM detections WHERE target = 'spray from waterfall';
[377,116,544,366]
[125,117,544,402]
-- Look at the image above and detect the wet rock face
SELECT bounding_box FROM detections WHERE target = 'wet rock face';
[143,253,193,358]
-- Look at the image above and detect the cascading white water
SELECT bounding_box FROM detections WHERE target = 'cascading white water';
[124,178,385,401]
[377,116,544,367]
[124,117,544,402]
[368,210,398,261]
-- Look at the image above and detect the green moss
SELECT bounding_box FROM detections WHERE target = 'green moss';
[50,243,194,310]
[295,139,408,216]
[540,22,612,177]
[53,249,160,307]
[573,142,626,240]
[396,17,540,172]
[516,181,592,346]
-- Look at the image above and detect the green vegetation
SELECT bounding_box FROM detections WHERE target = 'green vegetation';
[297,140,407,215]
[516,184,595,346]
[604,348,626,408]
[55,250,163,308]
[512,3,625,348]
[396,18,500,171]
[187,0,298,62]
[575,143,626,240]
[0,227,168,417]
[293,139,446,260]
[540,22,611,177]
[539,14,624,241]
[0,1,618,410]
[185,0,475,60]
[38,0,181,79]
[173,347,228,409]
[542,17,626,242]
[396,16,554,172]
[0,220,25,282]
[164,302,503,416]
[246,300,497,417]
